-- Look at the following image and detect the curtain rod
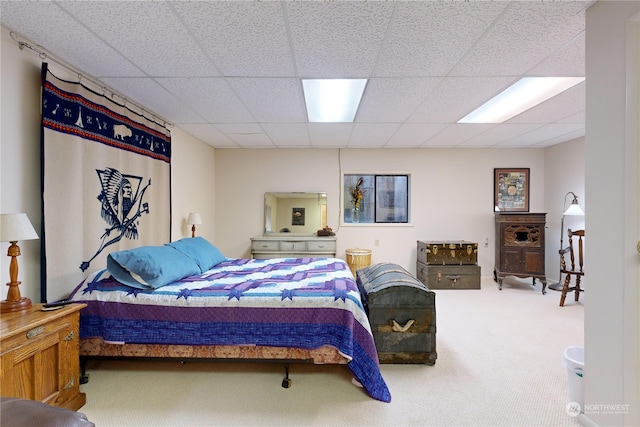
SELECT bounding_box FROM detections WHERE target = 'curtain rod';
[10,31,173,129]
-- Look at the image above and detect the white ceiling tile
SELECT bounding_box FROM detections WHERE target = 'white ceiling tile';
[357,78,442,123]
[1,2,144,78]
[450,2,587,77]
[177,124,238,148]
[227,78,306,123]
[156,78,254,123]
[308,124,353,147]
[59,1,215,77]
[262,124,311,147]
[528,32,585,77]
[215,124,273,148]
[286,1,394,77]
[558,110,586,124]
[409,77,517,123]
[172,1,294,77]
[375,1,508,77]
[385,124,448,147]
[457,124,542,147]
[421,124,496,147]
[498,123,585,147]
[533,130,585,147]
[348,124,400,147]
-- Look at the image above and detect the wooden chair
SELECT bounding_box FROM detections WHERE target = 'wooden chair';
[559,229,585,306]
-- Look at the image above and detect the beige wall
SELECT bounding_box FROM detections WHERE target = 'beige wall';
[214,147,551,278]
[169,126,216,242]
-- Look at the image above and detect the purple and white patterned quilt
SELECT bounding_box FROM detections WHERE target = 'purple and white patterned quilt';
[68,257,391,402]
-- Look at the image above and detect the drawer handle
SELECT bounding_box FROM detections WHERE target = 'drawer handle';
[260,244,269,248]
[63,378,75,390]
[447,275,461,283]
[26,326,45,339]
[63,331,75,341]
[391,319,415,332]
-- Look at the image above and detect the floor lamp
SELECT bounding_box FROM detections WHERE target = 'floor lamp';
[1,213,39,313]
[549,192,584,291]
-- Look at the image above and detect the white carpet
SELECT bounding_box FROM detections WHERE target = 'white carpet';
[78,276,584,426]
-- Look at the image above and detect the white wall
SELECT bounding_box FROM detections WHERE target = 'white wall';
[214,147,549,279]
[585,2,640,426]
[0,26,216,301]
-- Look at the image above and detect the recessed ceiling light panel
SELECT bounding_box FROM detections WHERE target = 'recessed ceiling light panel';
[458,77,585,124]
[303,79,368,123]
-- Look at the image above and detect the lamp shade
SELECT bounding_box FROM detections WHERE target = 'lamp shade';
[0,213,38,242]
[187,213,202,225]
[563,203,585,216]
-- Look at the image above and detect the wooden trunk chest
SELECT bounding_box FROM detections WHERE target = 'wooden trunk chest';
[356,263,436,365]
[416,263,481,289]
[417,240,478,265]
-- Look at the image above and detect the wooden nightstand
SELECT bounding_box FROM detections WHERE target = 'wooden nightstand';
[0,303,87,410]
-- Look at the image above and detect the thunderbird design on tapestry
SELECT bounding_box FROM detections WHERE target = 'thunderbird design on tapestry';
[80,168,151,271]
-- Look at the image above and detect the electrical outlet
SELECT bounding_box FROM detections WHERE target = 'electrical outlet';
[484,237,489,247]
[375,239,380,247]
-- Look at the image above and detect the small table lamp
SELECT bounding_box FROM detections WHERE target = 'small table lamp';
[187,213,202,238]
[1,213,39,313]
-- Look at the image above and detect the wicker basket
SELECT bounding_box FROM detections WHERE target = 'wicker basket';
[345,248,372,277]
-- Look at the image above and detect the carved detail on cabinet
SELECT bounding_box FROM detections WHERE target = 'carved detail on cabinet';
[503,225,541,246]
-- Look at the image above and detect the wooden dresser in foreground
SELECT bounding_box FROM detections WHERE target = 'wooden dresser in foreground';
[0,303,86,410]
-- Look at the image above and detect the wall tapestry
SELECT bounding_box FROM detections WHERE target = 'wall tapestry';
[41,63,171,301]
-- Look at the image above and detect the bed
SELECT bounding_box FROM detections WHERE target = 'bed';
[67,238,391,402]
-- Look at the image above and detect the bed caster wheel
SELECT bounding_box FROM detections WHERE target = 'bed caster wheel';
[281,378,292,388]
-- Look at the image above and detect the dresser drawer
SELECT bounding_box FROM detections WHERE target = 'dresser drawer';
[279,241,306,251]
[306,240,336,252]
[251,240,279,251]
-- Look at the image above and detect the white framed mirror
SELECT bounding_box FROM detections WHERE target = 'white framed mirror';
[264,192,327,235]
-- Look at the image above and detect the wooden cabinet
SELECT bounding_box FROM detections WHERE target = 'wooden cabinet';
[494,213,547,294]
[0,304,87,410]
[251,235,336,259]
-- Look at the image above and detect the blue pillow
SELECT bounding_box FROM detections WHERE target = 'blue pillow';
[107,245,201,289]
[166,237,226,273]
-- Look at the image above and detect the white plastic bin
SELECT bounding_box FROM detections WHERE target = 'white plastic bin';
[563,346,584,410]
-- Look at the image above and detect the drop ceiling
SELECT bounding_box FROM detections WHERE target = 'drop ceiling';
[0,1,591,149]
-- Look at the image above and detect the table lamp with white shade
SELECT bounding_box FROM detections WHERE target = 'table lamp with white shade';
[187,212,202,238]
[1,213,39,313]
